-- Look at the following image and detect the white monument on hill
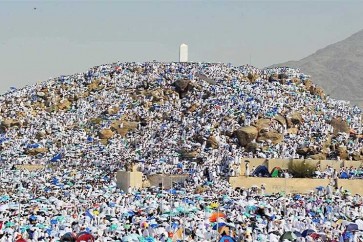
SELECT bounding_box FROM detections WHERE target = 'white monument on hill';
[179,43,188,62]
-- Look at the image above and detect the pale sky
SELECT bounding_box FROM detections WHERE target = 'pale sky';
[1,0,363,93]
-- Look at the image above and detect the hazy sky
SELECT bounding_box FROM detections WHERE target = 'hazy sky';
[1,0,363,94]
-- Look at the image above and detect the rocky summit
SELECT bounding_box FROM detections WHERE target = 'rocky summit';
[0,62,362,167]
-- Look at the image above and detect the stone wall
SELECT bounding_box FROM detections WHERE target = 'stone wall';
[116,171,143,192]
[239,158,360,175]
[229,177,329,194]
[15,164,45,170]
[147,174,189,189]
[229,176,363,195]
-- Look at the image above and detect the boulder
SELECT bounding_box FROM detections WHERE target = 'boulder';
[287,127,299,134]
[142,179,151,188]
[1,119,14,128]
[330,117,350,134]
[36,131,47,139]
[180,150,199,159]
[206,136,219,149]
[278,73,289,80]
[173,79,192,98]
[36,91,46,98]
[337,146,349,160]
[106,106,120,115]
[143,101,152,109]
[57,99,71,110]
[323,135,332,149]
[187,103,199,113]
[297,147,309,156]
[235,126,258,147]
[110,120,139,136]
[254,119,271,131]
[196,73,216,85]
[98,129,114,139]
[245,142,258,153]
[88,80,103,92]
[133,66,144,74]
[195,185,208,194]
[304,80,313,90]
[274,115,287,127]
[308,153,326,160]
[26,147,47,156]
[352,152,362,161]
[286,112,303,128]
[298,147,319,156]
[268,74,279,82]
[257,131,283,144]
[79,91,90,98]
[89,118,103,125]
[33,101,46,109]
[309,86,325,99]
[1,119,22,129]
[247,73,259,82]
[290,78,301,85]
[99,139,109,146]
[149,89,164,101]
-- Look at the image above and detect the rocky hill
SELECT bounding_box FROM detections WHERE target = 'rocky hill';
[272,29,363,108]
[0,62,362,168]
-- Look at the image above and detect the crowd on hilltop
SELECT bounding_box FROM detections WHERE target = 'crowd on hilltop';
[0,62,362,241]
[0,62,362,173]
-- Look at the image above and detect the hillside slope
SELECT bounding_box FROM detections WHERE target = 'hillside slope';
[272,29,363,108]
[0,63,362,167]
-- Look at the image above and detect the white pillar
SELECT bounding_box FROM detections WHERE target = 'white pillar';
[179,43,188,62]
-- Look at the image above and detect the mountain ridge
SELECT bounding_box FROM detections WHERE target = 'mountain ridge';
[271,29,363,108]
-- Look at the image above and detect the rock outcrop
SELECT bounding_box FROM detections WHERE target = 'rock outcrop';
[206,136,219,149]
[330,117,350,134]
[235,126,258,147]
[286,113,303,128]
[308,153,326,160]
[99,129,114,139]
[337,146,349,160]
[110,120,139,136]
[257,131,283,144]
[173,79,192,98]
[179,150,199,159]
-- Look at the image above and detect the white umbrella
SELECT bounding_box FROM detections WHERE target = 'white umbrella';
[356,219,363,230]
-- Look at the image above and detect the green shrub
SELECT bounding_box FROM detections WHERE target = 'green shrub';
[288,161,315,178]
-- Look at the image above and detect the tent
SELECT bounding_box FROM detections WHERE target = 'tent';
[271,167,283,177]
[293,231,302,238]
[51,153,62,162]
[279,231,297,241]
[212,222,226,230]
[76,232,95,242]
[355,219,363,230]
[301,229,315,237]
[209,212,226,222]
[346,223,359,232]
[60,232,76,242]
[340,172,350,179]
[252,165,270,177]
[219,235,236,242]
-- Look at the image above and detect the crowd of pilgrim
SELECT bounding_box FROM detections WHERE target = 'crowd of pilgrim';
[0,62,361,241]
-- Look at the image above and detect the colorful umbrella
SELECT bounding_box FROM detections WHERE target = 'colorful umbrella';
[209,212,226,222]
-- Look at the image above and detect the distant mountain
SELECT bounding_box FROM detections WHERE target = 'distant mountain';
[271,29,363,108]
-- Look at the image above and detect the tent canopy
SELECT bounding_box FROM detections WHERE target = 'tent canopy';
[271,167,283,177]
[252,165,270,177]
[219,235,236,242]
[340,172,350,179]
